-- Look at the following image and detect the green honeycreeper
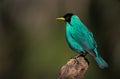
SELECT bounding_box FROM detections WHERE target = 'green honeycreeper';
[56,13,108,69]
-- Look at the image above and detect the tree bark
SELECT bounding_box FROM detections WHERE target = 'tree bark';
[58,56,89,79]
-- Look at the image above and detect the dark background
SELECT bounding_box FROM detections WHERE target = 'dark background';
[0,0,120,79]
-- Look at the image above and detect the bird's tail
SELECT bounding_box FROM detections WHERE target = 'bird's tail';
[94,55,108,69]
[91,48,108,69]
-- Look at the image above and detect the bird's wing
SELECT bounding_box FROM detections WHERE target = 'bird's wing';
[89,32,97,47]
[70,21,97,51]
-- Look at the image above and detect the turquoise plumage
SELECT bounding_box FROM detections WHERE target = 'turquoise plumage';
[57,13,108,69]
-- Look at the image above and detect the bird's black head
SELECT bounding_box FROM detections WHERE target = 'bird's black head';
[63,13,74,23]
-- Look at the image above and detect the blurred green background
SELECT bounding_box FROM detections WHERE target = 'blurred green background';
[0,0,120,79]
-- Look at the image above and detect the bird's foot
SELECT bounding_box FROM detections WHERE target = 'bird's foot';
[76,53,88,64]
[70,54,80,59]
[74,54,89,65]
[80,53,87,57]
[74,55,80,64]
[70,55,79,64]
[80,53,89,64]
[71,53,88,64]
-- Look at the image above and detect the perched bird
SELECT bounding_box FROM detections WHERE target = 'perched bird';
[56,13,108,69]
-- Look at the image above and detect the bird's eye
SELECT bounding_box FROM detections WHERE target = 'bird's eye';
[66,17,69,19]
[66,17,70,21]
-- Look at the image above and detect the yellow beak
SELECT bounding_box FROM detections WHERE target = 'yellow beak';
[56,17,65,21]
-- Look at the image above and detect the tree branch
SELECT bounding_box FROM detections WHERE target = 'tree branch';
[58,56,89,79]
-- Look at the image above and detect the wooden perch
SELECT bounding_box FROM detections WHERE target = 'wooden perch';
[58,56,89,79]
